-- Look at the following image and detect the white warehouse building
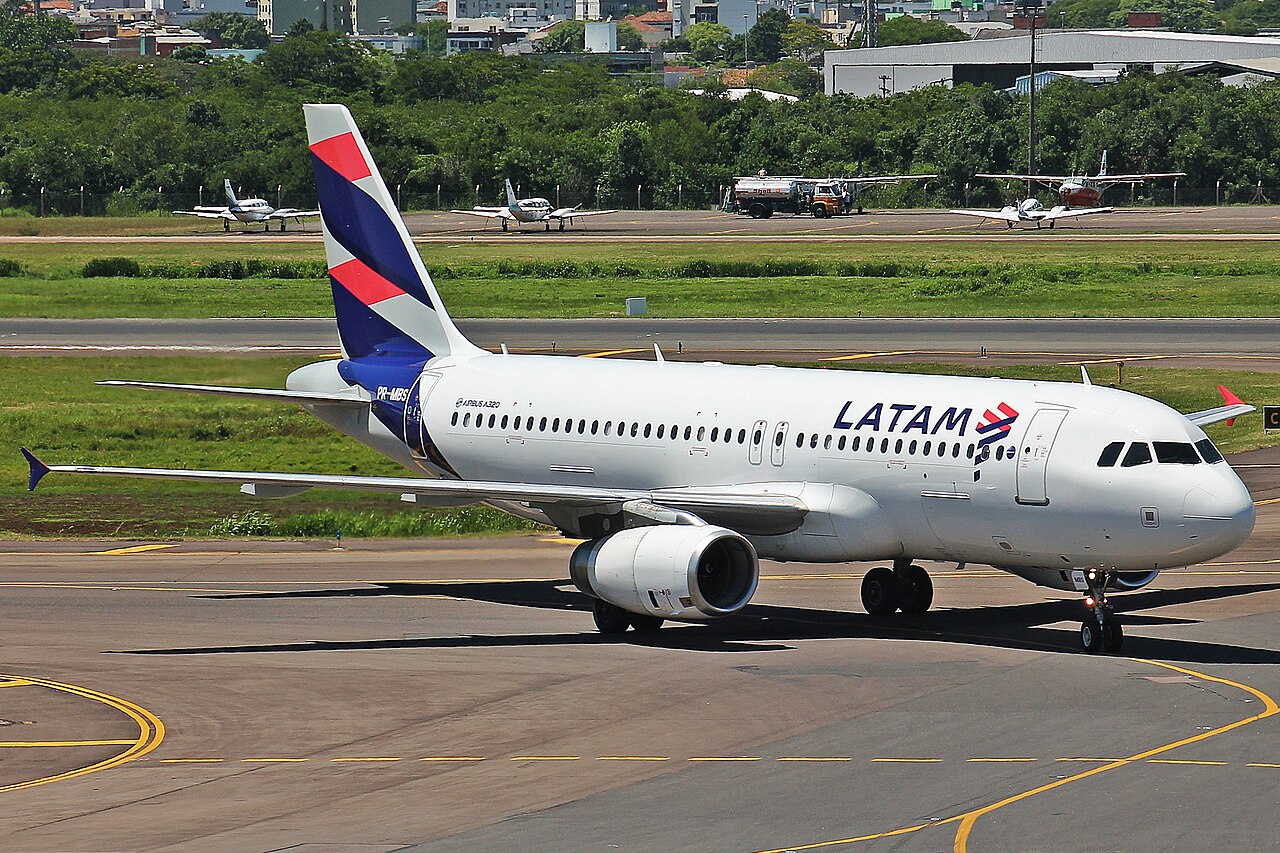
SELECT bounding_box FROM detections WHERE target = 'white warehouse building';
[824,30,1280,96]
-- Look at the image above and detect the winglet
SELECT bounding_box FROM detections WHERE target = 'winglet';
[21,447,50,492]
[1218,385,1244,426]
[1080,366,1092,386]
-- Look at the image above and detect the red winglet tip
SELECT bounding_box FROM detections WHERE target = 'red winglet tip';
[1218,385,1244,406]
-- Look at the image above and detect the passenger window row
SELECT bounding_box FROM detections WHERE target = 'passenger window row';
[1097,439,1223,468]
[450,410,752,445]
[792,430,1003,462]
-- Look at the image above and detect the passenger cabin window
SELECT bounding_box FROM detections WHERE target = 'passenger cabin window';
[1154,441,1201,465]
[1097,441,1124,467]
[1196,438,1224,463]
[1121,442,1153,467]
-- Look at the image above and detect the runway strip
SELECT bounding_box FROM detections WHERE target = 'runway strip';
[5,318,1280,367]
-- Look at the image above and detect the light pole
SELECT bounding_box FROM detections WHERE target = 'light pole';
[1022,0,1041,195]
[743,15,749,65]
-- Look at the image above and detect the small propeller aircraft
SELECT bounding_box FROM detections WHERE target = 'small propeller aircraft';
[173,180,320,231]
[451,180,617,231]
[950,197,1112,229]
[976,151,1185,208]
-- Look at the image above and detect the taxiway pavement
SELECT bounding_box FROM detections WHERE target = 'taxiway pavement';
[3,466,1280,850]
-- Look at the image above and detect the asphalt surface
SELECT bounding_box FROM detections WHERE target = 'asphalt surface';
[3,459,1280,850]
[6,206,1280,241]
[7,316,1280,371]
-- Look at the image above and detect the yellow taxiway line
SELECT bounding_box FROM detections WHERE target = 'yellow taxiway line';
[0,673,165,795]
[750,659,1280,853]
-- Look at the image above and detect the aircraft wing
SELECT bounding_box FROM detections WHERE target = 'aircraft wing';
[173,209,235,220]
[1185,403,1255,427]
[548,208,617,220]
[1039,206,1113,221]
[267,209,321,220]
[949,208,1021,223]
[21,448,808,531]
[1186,385,1255,427]
[449,208,512,219]
[95,381,367,407]
[846,174,937,186]
[975,173,1071,184]
[1098,172,1186,183]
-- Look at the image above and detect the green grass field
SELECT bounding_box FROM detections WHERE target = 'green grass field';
[1,239,1279,318]
[4,355,1276,538]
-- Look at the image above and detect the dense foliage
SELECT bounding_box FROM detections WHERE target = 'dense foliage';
[877,16,969,46]
[1,7,1280,210]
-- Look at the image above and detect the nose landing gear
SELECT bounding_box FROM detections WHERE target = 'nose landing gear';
[1079,569,1123,654]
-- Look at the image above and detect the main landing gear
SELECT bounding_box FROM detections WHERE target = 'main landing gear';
[592,599,664,635]
[1079,569,1123,654]
[861,558,934,616]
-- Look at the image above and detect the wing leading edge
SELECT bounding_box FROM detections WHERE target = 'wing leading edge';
[20,449,809,533]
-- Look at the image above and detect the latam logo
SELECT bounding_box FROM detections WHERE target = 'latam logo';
[975,403,1019,447]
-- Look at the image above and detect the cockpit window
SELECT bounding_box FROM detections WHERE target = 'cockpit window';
[1195,437,1224,464]
[1154,441,1201,465]
[1097,441,1125,467]
[1120,442,1153,467]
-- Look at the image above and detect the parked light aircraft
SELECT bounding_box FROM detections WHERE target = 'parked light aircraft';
[24,105,1257,654]
[977,151,1186,208]
[950,197,1113,229]
[451,179,617,231]
[172,179,321,231]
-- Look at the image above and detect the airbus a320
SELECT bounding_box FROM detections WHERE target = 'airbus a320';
[25,105,1256,654]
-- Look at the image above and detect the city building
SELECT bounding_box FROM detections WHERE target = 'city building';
[448,0,571,24]
[824,29,1280,96]
[258,0,411,34]
[575,0,654,19]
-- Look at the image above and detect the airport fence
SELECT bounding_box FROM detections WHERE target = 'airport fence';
[0,182,1276,217]
[0,183,726,218]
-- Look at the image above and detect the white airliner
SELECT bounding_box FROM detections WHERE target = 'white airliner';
[451,179,617,231]
[23,105,1257,654]
[950,197,1113,229]
[173,179,321,231]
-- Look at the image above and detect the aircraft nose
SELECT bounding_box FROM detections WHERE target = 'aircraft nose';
[1182,476,1255,554]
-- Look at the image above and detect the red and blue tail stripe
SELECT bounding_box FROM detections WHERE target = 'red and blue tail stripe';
[304,105,474,363]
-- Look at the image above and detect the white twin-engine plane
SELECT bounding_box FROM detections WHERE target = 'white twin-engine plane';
[950,197,1113,229]
[24,105,1257,654]
[172,179,321,232]
[451,179,617,231]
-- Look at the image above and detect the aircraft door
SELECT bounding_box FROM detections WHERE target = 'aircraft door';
[1015,408,1069,506]
[415,372,443,456]
[749,419,767,465]
[403,374,425,456]
[770,421,789,467]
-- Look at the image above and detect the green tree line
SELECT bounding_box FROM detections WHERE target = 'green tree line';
[2,7,1280,210]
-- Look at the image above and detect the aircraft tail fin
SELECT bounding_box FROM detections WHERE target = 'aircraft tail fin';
[224,179,238,205]
[303,104,478,362]
[505,179,519,208]
[1099,150,1109,177]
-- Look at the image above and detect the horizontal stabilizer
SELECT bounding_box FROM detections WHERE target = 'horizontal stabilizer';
[96,380,367,407]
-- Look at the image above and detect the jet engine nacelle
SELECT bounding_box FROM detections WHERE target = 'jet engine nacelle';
[1109,570,1160,591]
[570,525,759,621]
